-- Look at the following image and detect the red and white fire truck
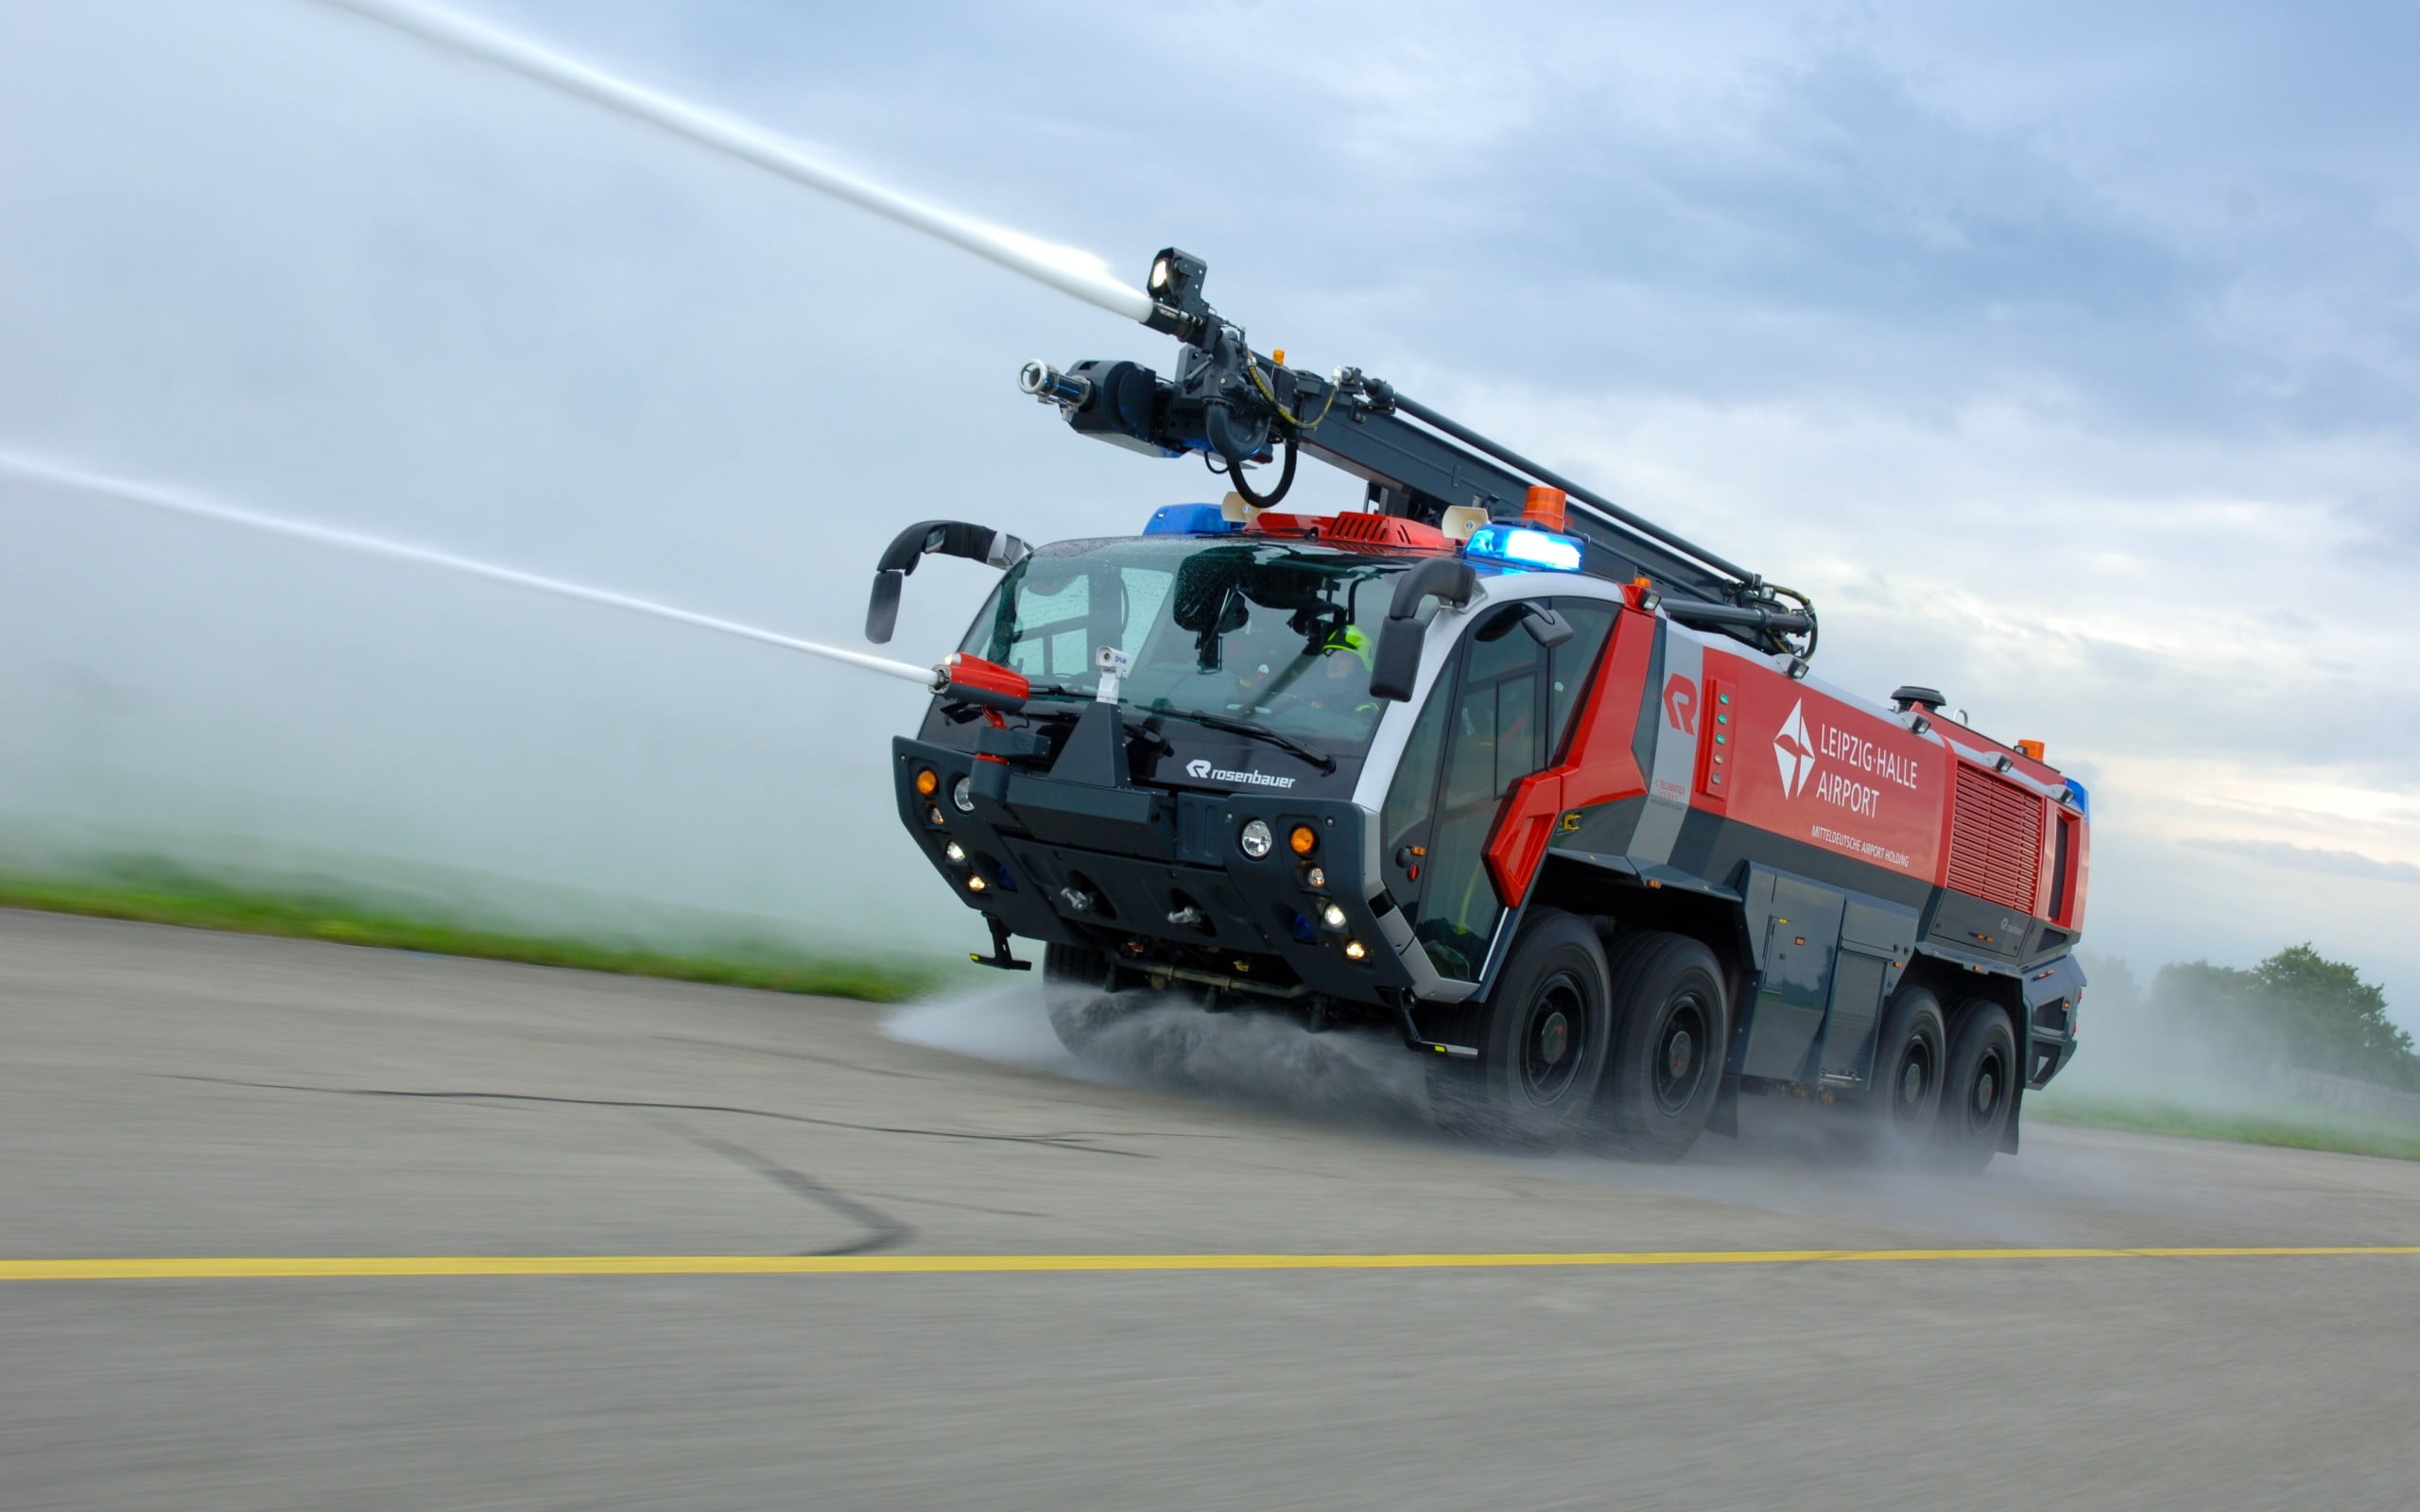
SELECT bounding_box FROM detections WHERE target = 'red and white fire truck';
[877,249,2087,1167]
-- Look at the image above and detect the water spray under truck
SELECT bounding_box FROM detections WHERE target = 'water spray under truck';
[877,251,2090,1166]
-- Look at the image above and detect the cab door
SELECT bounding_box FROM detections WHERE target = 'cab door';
[1379,598,1615,982]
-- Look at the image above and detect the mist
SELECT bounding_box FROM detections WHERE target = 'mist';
[2047,952,2420,1135]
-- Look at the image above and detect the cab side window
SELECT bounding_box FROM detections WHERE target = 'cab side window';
[1546,598,1618,760]
[1412,606,1545,979]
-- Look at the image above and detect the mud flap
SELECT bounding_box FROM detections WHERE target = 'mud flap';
[1707,1074,1740,1139]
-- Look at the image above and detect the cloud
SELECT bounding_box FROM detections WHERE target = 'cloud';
[2186,838,2420,886]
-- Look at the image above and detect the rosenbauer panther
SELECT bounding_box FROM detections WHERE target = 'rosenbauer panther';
[874,249,2089,1166]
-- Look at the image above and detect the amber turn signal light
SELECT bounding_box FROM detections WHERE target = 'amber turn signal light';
[1288,825,1317,856]
[914,768,940,797]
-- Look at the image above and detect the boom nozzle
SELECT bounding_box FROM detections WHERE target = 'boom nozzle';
[1018,361,1091,410]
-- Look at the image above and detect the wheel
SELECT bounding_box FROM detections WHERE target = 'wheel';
[1599,931,1731,1161]
[1858,985,1947,1159]
[1042,942,1133,1056]
[1932,1002,2017,1172]
[1427,909,1612,1147]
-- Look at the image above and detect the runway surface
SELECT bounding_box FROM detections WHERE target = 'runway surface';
[6,907,2418,1509]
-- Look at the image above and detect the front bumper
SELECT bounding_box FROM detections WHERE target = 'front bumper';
[893,737,1409,1003]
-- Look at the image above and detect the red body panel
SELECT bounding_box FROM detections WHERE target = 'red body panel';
[1701,647,1945,884]
[1485,605,1654,904]
[1482,611,2086,930]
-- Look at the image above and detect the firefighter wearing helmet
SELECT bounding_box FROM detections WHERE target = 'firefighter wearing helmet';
[1309,623,1378,715]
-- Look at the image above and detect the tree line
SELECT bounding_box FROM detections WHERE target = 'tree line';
[2082,945,2419,1092]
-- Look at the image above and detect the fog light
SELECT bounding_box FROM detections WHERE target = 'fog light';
[966,874,988,892]
[1321,902,1348,930]
[951,775,976,813]
[1343,939,1367,961]
[914,767,939,797]
[1289,825,1317,856]
[943,841,966,864]
[1238,818,1274,859]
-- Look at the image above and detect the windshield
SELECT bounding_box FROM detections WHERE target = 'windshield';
[959,536,1404,747]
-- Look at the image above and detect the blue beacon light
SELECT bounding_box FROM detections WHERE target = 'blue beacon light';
[1143,503,1240,536]
[1462,522,1585,572]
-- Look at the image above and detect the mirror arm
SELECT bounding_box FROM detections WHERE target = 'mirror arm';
[866,519,1030,644]
[1369,558,1479,702]
[1516,601,1573,648]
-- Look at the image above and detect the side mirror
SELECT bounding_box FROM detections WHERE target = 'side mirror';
[1369,558,1478,702]
[866,571,907,644]
[866,520,1030,644]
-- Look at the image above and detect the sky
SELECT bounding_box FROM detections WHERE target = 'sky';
[3,0,2417,1023]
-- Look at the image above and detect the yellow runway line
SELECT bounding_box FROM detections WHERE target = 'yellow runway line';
[5,1246,2419,1281]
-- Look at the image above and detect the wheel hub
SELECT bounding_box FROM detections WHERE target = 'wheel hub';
[1900,1059,1925,1107]
[1651,994,1711,1115]
[1666,1029,1694,1081]
[1976,1068,1997,1114]
[1535,1011,1569,1067]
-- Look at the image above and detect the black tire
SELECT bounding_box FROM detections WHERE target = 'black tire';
[1599,931,1731,1161]
[1042,942,1133,1056]
[1859,986,1948,1159]
[1933,1002,2017,1173]
[1426,909,1612,1147]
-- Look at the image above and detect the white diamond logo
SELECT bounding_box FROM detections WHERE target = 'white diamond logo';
[1774,700,1816,799]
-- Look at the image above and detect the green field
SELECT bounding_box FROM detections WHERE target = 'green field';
[0,862,945,1005]
[2028,1089,2420,1162]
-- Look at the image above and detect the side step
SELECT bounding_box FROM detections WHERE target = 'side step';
[970,918,1031,971]
[1392,1000,1478,1058]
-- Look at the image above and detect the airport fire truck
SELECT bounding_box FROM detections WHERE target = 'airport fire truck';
[876,249,2088,1166]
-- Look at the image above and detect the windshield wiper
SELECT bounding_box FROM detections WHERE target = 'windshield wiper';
[1013,692,1175,754]
[1147,709,1338,774]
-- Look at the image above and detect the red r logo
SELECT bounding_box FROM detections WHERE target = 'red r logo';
[1663,674,1698,734]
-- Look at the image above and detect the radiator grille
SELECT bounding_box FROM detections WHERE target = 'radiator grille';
[1947,764,2043,913]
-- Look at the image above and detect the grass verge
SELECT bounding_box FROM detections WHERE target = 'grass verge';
[0,864,943,1005]
[2028,1090,2420,1162]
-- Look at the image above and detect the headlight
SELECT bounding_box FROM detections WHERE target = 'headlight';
[943,841,966,864]
[951,775,976,813]
[1321,902,1348,930]
[1238,819,1274,859]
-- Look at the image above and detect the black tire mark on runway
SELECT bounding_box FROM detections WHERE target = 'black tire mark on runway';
[672,1132,915,1257]
[163,1074,1154,1157]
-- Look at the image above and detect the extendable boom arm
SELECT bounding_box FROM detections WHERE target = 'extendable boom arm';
[1023,249,1815,657]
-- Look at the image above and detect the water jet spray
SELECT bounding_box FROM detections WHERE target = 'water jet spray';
[0,447,946,691]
